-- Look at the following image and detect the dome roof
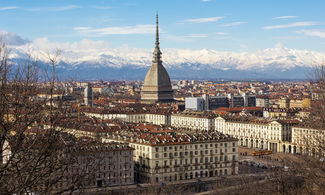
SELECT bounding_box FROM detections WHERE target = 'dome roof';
[143,58,171,90]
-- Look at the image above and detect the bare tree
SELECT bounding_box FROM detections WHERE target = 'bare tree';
[0,43,84,194]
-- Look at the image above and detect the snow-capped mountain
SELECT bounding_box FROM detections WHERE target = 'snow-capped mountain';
[2,31,324,80]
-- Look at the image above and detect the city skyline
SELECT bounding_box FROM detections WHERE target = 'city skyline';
[1,0,325,80]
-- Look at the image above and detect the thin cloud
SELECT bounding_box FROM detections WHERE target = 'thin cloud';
[185,34,208,38]
[263,21,318,30]
[25,5,80,12]
[296,29,325,38]
[54,5,80,11]
[74,25,155,36]
[273,16,298,20]
[0,6,19,10]
[222,22,246,27]
[215,32,228,35]
[92,6,113,9]
[73,27,92,30]
[184,17,224,23]
[201,0,212,2]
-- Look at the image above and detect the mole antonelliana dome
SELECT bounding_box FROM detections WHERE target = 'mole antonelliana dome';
[141,14,173,103]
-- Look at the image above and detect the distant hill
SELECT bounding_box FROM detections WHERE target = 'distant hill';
[2,31,323,81]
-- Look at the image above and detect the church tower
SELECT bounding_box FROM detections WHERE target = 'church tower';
[141,14,173,103]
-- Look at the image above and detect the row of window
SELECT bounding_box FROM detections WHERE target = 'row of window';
[158,148,236,158]
[155,155,236,167]
[158,142,236,152]
[154,168,232,182]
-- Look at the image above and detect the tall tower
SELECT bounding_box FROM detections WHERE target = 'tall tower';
[84,83,93,107]
[141,13,173,103]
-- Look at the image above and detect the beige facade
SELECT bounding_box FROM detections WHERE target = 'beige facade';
[291,126,325,155]
[103,134,238,184]
[215,116,296,152]
[171,114,215,131]
[84,111,170,125]
[145,113,170,125]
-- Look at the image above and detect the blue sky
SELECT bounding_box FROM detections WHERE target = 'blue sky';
[1,0,325,52]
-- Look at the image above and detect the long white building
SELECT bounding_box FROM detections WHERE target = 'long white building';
[171,112,216,131]
[215,116,298,152]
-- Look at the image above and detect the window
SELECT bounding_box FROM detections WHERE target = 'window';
[232,142,236,147]
[164,147,167,151]
[164,153,167,157]
[232,155,236,160]
[215,143,218,148]
[225,143,227,147]
[232,148,236,152]
[155,153,159,158]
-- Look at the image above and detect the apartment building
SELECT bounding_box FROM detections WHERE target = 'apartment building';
[290,126,325,155]
[145,113,170,125]
[170,112,216,131]
[102,126,238,184]
[83,110,170,125]
[215,116,299,152]
[60,140,134,189]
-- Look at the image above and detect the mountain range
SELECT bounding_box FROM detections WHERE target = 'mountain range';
[2,30,324,80]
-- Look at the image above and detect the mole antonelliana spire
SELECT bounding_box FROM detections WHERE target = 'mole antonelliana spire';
[141,13,173,103]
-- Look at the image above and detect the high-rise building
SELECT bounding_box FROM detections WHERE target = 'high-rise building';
[141,14,173,103]
[84,83,93,107]
[185,97,205,111]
